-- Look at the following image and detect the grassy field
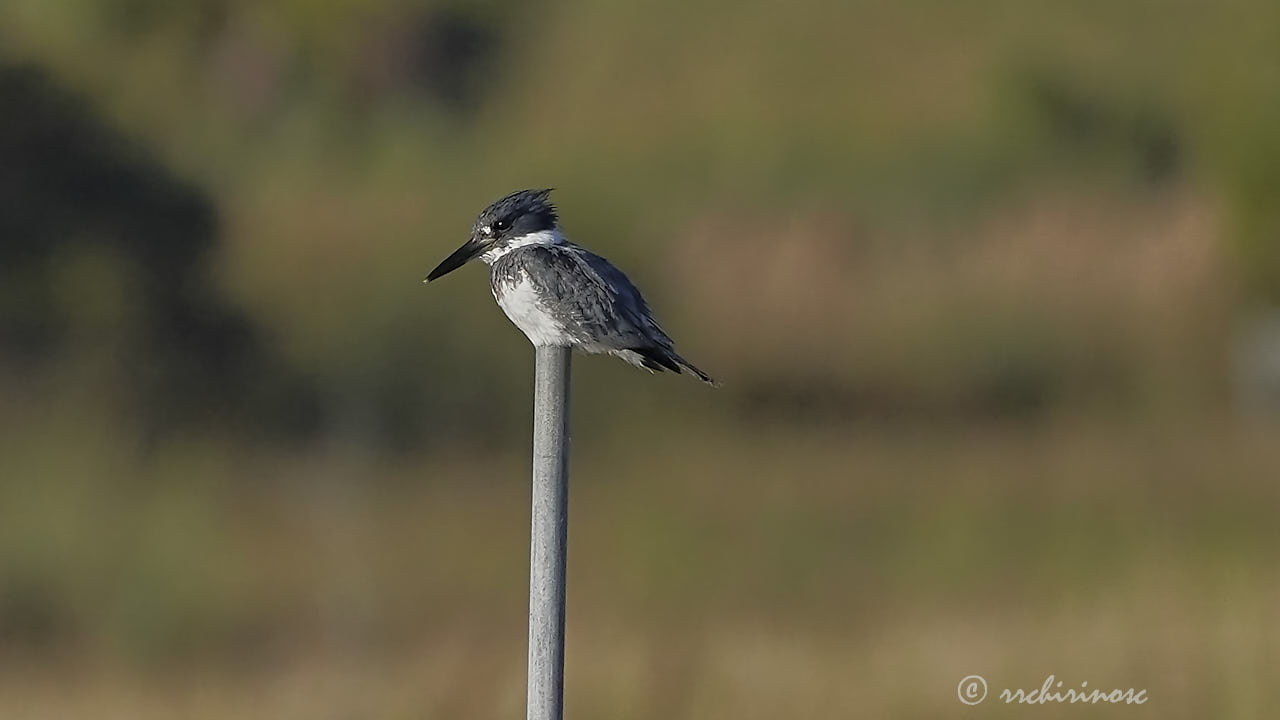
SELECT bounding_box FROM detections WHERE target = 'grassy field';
[4,0,1280,717]
[3,413,1277,718]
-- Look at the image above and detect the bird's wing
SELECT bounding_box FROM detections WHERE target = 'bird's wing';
[517,245,654,348]
[570,247,713,383]
[572,248,676,348]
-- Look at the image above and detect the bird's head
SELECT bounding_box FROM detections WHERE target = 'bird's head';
[425,188,559,281]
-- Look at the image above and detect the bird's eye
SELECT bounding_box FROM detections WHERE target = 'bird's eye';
[492,219,510,232]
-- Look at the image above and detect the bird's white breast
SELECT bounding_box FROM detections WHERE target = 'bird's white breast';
[494,275,573,347]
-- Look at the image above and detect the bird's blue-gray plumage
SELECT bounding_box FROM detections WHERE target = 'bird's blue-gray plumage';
[426,189,714,384]
[474,188,558,237]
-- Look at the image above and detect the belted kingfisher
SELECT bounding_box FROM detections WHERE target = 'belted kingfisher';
[425,189,715,384]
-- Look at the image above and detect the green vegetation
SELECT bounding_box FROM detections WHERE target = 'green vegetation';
[2,0,1279,717]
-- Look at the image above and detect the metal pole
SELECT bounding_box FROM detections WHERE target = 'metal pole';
[527,345,571,720]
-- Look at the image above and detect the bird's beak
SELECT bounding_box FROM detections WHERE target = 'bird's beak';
[425,236,485,282]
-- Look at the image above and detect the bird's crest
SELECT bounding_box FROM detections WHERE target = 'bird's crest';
[477,188,557,229]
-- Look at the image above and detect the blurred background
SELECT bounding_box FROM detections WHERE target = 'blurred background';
[2,0,1279,717]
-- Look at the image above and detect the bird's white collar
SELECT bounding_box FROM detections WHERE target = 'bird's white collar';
[480,228,566,264]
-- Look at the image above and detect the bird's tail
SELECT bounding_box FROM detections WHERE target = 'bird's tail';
[673,353,717,386]
[632,346,717,386]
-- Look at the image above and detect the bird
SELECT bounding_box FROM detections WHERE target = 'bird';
[425,188,715,385]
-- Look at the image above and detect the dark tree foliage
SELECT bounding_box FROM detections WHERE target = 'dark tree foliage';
[0,63,319,439]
